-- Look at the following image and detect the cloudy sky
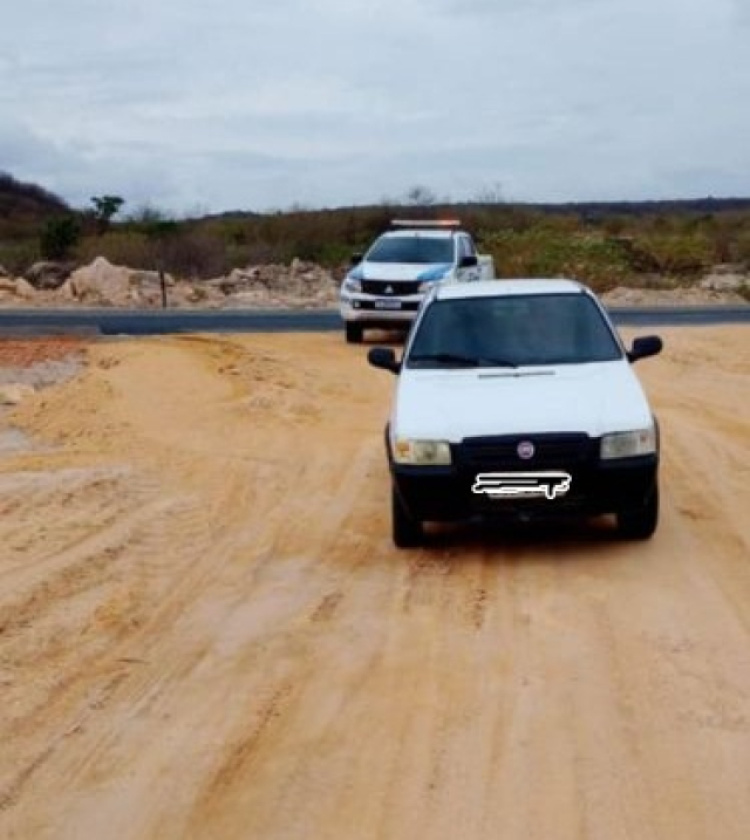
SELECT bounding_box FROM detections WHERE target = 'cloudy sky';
[2,0,749,215]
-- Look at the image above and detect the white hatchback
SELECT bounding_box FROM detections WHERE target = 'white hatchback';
[368,278,664,547]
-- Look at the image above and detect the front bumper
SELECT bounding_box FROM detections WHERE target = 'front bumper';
[340,295,422,324]
[386,432,658,523]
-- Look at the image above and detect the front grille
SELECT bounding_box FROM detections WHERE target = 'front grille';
[456,433,596,471]
[361,280,421,296]
[356,301,421,312]
[457,433,598,513]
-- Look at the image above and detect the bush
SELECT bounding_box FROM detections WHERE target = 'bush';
[637,232,713,275]
[0,239,41,275]
[75,230,160,269]
[40,215,82,260]
[483,229,633,291]
[161,228,228,279]
[734,230,750,267]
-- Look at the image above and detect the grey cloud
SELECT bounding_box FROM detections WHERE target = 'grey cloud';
[0,123,77,182]
[1,0,748,212]
[0,122,177,211]
[425,0,595,15]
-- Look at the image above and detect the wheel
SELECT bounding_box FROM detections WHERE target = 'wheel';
[616,484,659,540]
[392,486,423,548]
[345,322,363,344]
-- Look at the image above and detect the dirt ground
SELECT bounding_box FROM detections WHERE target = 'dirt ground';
[0,325,749,840]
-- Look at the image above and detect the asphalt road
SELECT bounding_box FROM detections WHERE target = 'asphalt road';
[0,305,748,336]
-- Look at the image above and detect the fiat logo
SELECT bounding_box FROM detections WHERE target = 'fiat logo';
[517,441,535,460]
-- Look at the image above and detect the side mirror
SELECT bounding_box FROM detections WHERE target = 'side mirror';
[459,254,478,268]
[368,347,401,374]
[627,335,663,363]
[350,251,364,266]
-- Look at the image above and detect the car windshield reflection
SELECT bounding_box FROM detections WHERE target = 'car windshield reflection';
[406,293,624,368]
[366,237,455,264]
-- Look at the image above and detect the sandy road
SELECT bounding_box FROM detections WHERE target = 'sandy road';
[0,325,748,840]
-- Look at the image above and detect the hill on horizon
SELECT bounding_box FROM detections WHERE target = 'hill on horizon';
[0,171,70,222]
[4,170,750,223]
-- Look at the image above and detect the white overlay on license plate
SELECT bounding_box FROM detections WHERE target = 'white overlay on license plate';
[472,471,572,500]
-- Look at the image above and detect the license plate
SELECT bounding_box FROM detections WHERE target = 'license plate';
[472,471,572,500]
[374,299,402,310]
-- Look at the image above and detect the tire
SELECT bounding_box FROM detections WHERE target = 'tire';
[616,484,659,540]
[392,486,423,548]
[345,322,364,344]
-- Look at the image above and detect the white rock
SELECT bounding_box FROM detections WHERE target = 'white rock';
[57,279,78,300]
[0,277,36,298]
[0,383,36,405]
[64,256,132,305]
[699,274,747,291]
[14,277,37,299]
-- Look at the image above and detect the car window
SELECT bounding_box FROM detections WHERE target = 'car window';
[406,293,623,367]
[366,236,455,264]
[460,236,476,257]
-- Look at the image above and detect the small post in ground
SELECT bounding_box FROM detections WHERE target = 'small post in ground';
[159,268,168,309]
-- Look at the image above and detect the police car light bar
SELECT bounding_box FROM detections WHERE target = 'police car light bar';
[389,219,462,229]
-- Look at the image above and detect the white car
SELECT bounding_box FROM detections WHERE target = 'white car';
[339,219,494,343]
[367,278,664,547]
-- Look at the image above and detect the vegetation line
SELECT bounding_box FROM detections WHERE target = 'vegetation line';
[1,172,749,296]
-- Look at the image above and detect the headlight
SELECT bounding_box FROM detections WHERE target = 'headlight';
[600,427,656,460]
[393,438,452,465]
[418,281,431,292]
[343,278,362,293]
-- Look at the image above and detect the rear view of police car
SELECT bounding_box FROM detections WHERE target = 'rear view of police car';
[367,278,664,547]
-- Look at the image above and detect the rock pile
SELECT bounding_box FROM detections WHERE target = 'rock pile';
[0,256,747,309]
[601,282,749,306]
[0,256,341,309]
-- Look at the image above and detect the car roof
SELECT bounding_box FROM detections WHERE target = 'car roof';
[433,278,588,300]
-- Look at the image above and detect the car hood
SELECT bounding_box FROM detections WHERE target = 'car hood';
[392,361,654,440]
[350,261,454,282]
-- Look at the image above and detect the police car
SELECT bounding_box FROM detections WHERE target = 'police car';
[367,278,664,547]
[339,219,494,343]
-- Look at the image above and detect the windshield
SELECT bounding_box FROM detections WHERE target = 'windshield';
[366,235,455,264]
[406,293,624,368]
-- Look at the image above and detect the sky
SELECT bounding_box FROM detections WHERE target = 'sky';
[2,0,750,216]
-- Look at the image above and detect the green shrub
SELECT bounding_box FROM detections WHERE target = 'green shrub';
[75,230,159,269]
[161,228,228,279]
[734,230,750,267]
[40,215,82,260]
[638,232,713,275]
[0,238,41,275]
[483,229,633,291]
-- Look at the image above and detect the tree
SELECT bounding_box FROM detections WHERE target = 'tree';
[473,181,506,204]
[128,205,179,241]
[40,215,82,260]
[90,194,125,234]
[404,184,438,206]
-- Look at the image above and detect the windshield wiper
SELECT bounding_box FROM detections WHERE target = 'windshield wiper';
[408,353,518,368]
[474,356,518,368]
[408,353,480,367]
